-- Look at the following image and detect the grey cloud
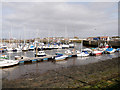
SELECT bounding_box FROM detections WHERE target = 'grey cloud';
[2,2,118,39]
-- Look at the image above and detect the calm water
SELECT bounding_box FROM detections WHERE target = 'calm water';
[1,43,120,80]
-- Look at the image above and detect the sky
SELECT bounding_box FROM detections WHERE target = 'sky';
[1,1,118,39]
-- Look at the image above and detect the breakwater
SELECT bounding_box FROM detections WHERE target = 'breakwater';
[83,40,120,48]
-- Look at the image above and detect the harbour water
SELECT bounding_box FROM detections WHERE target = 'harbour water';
[1,43,120,80]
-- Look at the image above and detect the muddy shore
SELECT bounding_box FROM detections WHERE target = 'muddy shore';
[2,57,120,88]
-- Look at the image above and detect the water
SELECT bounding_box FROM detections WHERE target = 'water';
[1,43,120,80]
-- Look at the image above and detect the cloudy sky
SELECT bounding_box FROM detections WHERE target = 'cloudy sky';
[1,1,118,39]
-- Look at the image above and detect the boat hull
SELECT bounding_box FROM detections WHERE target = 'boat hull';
[35,54,46,57]
[0,60,19,68]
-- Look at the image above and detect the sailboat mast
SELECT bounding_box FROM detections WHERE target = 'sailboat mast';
[24,26,26,44]
[81,40,83,52]
[1,27,2,45]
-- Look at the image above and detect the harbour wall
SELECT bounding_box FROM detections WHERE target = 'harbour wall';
[83,40,120,48]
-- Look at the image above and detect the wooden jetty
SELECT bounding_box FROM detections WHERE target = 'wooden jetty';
[18,54,77,64]
[18,55,56,64]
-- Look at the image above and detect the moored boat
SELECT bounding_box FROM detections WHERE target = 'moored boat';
[55,54,68,61]
[105,48,116,54]
[35,51,46,57]
[0,59,19,68]
[76,50,89,57]
[90,49,102,56]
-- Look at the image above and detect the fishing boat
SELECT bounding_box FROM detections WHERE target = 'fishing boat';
[35,51,46,57]
[0,59,19,68]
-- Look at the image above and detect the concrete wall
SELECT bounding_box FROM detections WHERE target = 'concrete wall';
[83,40,120,48]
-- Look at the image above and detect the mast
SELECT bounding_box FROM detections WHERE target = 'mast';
[1,26,2,45]
[24,26,26,44]
[9,32,11,60]
[81,40,83,53]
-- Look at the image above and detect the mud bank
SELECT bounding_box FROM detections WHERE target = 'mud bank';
[2,57,120,88]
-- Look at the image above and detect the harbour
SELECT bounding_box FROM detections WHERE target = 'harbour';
[1,43,120,80]
[1,1,119,88]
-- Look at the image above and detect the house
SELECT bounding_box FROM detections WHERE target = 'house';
[100,36,110,41]
[87,36,110,41]
[87,37,99,41]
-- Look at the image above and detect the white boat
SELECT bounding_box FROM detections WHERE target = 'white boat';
[62,44,69,49]
[90,50,102,56]
[83,48,92,54]
[0,59,19,68]
[76,40,89,57]
[65,49,72,54]
[53,45,59,49]
[76,50,89,57]
[35,51,46,57]
[55,54,68,61]
[69,43,74,48]
[15,47,22,52]
[22,45,28,51]
[28,44,35,51]
[7,47,13,52]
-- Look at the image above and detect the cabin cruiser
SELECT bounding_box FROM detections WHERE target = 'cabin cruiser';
[55,52,68,61]
[35,51,46,57]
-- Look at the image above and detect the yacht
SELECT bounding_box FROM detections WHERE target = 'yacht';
[35,51,46,57]
[0,59,19,68]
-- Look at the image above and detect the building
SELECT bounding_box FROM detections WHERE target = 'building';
[87,36,110,41]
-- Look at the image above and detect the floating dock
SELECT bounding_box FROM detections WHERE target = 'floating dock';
[18,53,77,64]
[18,55,56,64]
